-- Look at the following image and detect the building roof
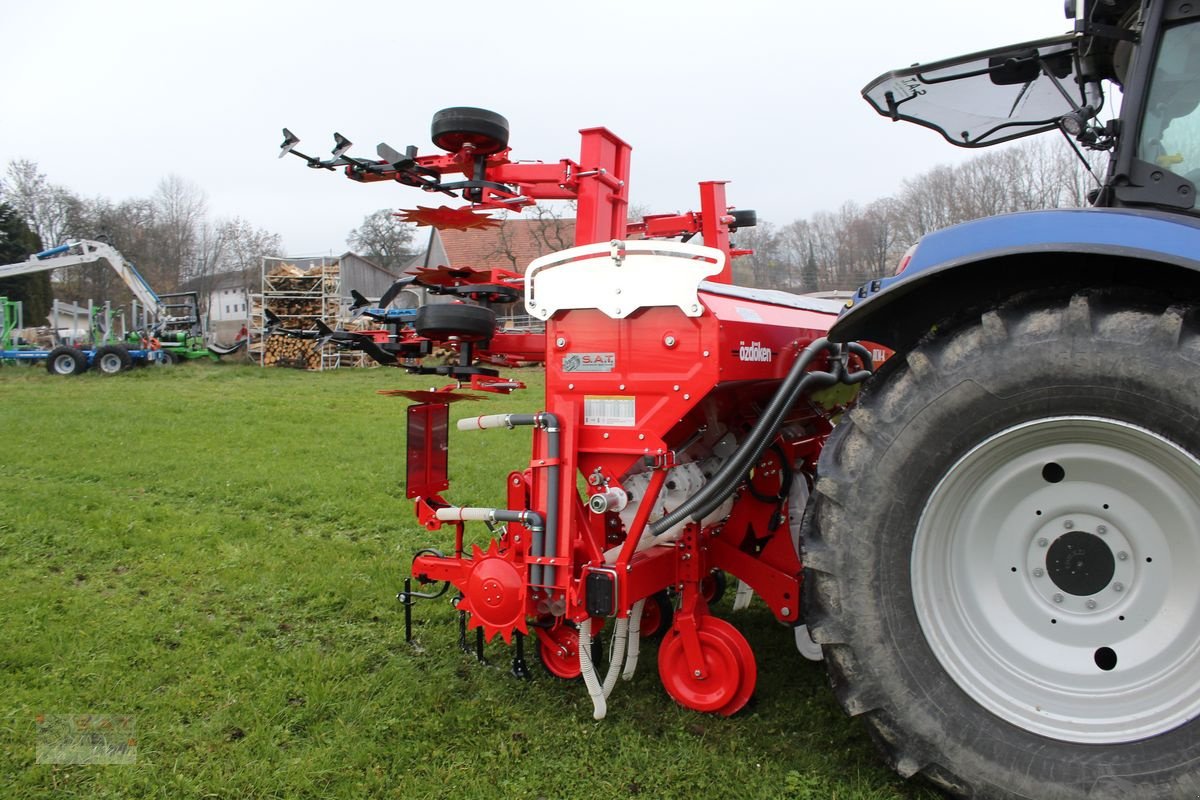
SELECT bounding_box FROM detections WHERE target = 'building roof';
[427,217,576,275]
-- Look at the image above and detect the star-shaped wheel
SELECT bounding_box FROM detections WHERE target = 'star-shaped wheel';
[395,206,501,231]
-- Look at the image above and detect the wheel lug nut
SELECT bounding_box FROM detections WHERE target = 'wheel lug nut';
[1063,520,1074,529]
[1097,525,1107,534]
[1053,593,1064,603]
[1086,599,1097,609]
[1117,551,1128,561]
[1038,538,1049,547]
[1113,582,1124,592]
[1033,568,1045,577]
[693,670,702,678]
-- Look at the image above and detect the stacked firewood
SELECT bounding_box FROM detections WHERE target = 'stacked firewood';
[262,335,322,369]
[259,260,341,370]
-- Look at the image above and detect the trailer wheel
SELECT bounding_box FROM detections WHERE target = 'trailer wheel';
[414,303,495,342]
[94,344,132,374]
[150,349,179,366]
[805,293,1200,799]
[45,346,88,375]
[430,107,510,156]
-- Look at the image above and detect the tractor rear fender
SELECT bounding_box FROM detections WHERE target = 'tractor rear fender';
[830,207,1200,349]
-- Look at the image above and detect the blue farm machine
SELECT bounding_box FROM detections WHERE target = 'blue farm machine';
[276,1,1200,796]
[0,240,245,373]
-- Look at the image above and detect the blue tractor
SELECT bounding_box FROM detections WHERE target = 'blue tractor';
[806,2,1200,797]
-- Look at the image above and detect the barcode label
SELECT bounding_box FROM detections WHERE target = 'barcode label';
[584,396,636,427]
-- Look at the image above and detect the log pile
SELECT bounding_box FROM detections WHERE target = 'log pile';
[259,259,341,370]
[262,335,322,369]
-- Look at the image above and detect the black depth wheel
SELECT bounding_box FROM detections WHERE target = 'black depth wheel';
[700,569,727,606]
[414,303,495,342]
[430,107,510,155]
[45,346,88,376]
[805,292,1200,799]
[94,344,132,375]
[637,590,674,640]
[729,209,757,230]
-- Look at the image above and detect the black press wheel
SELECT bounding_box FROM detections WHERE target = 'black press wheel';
[637,590,674,640]
[45,346,88,376]
[804,292,1200,799]
[700,569,727,606]
[430,107,510,156]
[94,344,133,374]
[414,303,495,343]
[729,209,757,230]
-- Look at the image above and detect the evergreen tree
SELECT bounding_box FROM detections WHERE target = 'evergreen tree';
[0,202,50,323]
[801,241,819,292]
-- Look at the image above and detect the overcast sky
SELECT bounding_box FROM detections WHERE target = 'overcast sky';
[2,0,1073,257]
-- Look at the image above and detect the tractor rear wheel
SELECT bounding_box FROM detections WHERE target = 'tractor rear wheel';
[804,293,1200,799]
[45,346,88,375]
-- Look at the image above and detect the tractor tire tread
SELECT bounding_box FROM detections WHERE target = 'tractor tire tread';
[803,290,1200,800]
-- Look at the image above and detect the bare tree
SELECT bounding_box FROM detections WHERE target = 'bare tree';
[347,209,416,271]
[150,175,207,290]
[527,202,575,252]
[729,220,787,289]
[1,159,80,249]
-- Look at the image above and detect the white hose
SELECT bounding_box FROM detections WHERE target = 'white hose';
[601,617,629,699]
[622,599,646,681]
[457,414,510,431]
[578,614,634,720]
[434,506,493,522]
[578,618,607,720]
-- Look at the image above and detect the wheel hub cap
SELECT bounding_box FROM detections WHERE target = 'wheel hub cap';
[1045,529,1114,597]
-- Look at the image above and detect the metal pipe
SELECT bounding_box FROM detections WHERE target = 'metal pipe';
[456,412,561,589]
[434,506,544,529]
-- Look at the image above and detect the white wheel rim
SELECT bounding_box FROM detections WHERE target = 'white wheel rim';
[913,416,1200,744]
[52,355,75,374]
[100,354,122,372]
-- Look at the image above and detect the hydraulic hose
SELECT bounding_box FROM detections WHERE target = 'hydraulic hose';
[843,341,875,384]
[648,337,837,536]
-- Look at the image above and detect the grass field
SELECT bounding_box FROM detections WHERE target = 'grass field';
[0,362,940,799]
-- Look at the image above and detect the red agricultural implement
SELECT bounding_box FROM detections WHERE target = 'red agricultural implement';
[281,108,870,716]
[284,3,1200,782]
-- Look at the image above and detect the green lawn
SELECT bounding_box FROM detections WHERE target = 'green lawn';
[0,363,939,799]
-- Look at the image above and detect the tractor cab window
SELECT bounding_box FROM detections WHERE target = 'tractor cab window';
[862,35,1085,148]
[1135,20,1200,184]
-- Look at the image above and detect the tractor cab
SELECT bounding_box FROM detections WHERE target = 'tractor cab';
[863,0,1200,215]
